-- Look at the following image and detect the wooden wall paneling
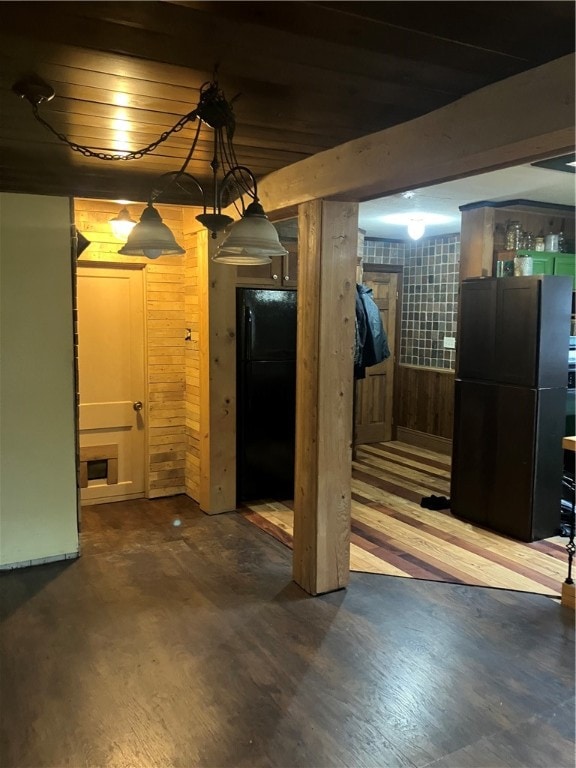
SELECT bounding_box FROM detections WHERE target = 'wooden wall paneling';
[396,365,455,447]
[197,229,237,514]
[293,200,358,595]
[145,258,186,497]
[183,224,201,502]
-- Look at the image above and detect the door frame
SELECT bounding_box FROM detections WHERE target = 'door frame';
[76,260,148,510]
[359,263,403,441]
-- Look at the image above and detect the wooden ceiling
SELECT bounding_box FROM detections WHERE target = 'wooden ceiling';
[1,1,574,205]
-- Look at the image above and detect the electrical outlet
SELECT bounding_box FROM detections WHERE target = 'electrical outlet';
[443,336,456,350]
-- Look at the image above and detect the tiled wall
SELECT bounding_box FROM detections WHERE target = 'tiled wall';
[363,234,460,369]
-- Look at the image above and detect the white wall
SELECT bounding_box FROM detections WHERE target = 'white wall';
[0,193,79,567]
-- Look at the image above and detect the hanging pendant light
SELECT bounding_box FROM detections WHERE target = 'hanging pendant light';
[118,204,185,258]
[109,206,137,239]
[213,201,287,265]
[15,74,281,265]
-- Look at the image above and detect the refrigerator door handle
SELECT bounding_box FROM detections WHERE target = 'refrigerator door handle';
[244,305,253,361]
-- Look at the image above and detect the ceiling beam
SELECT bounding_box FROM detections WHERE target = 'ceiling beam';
[256,54,575,212]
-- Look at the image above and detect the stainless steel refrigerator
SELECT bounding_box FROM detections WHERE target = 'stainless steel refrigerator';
[236,288,297,501]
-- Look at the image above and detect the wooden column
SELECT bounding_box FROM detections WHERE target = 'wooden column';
[293,200,358,595]
[198,229,237,514]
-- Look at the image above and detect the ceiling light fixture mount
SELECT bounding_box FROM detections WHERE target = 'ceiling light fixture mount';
[12,73,55,106]
[14,73,286,265]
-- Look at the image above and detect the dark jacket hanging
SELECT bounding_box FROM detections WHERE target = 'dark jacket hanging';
[354,283,390,379]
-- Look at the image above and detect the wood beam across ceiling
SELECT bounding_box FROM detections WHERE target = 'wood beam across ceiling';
[256,54,576,213]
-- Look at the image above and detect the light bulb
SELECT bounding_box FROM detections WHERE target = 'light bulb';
[109,207,137,239]
[407,218,425,240]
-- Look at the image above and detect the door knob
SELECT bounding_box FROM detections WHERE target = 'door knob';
[133,401,143,411]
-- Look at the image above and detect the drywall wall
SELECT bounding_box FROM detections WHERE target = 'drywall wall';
[0,193,79,566]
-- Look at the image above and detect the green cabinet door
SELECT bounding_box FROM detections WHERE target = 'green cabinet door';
[531,255,554,275]
[553,254,576,288]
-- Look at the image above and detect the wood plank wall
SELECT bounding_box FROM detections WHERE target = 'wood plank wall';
[73,199,190,498]
[184,227,200,501]
[396,365,454,441]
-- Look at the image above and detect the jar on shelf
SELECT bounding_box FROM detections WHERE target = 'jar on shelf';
[534,234,546,251]
[505,220,522,250]
[520,231,534,250]
[545,232,559,252]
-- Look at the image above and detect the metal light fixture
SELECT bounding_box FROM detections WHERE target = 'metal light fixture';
[14,74,287,265]
[118,203,184,258]
[109,207,137,240]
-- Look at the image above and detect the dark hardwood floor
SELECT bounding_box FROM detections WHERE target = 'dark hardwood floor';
[0,495,574,768]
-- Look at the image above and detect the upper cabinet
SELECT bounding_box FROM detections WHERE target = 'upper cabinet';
[459,200,575,282]
[235,244,298,288]
[458,276,571,388]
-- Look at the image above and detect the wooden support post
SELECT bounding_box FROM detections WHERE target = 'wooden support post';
[293,200,358,595]
[198,229,237,514]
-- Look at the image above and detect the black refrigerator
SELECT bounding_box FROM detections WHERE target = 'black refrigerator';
[236,288,297,501]
[451,275,572,541]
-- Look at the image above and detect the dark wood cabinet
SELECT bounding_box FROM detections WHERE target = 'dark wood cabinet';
[451,275,572,541]
[236,244,298,288]
[457,279,497,381]
[452,381,566,541]
[458,276,571,388]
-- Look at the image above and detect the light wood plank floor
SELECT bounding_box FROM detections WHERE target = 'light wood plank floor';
[242,441,569,598]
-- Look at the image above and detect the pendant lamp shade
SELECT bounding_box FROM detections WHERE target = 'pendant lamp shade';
[118,204,185,259]
[212,201,288,265]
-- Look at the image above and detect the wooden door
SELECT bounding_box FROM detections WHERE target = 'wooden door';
[77,266,146,505]
[354,270,398,444]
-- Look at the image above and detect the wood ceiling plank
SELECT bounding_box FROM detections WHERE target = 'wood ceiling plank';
[165,0,534,77]
[0,139,280,178]
[0,165,154,201]
[4,81,391,144]
[2,89,358,149]
[1,0,572,206]
[316,1,575,64]
[0,125,309,168]
[0,2,464,110]
[0,110,333,155]
[80,0,514,89]
[0,25,473,122]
